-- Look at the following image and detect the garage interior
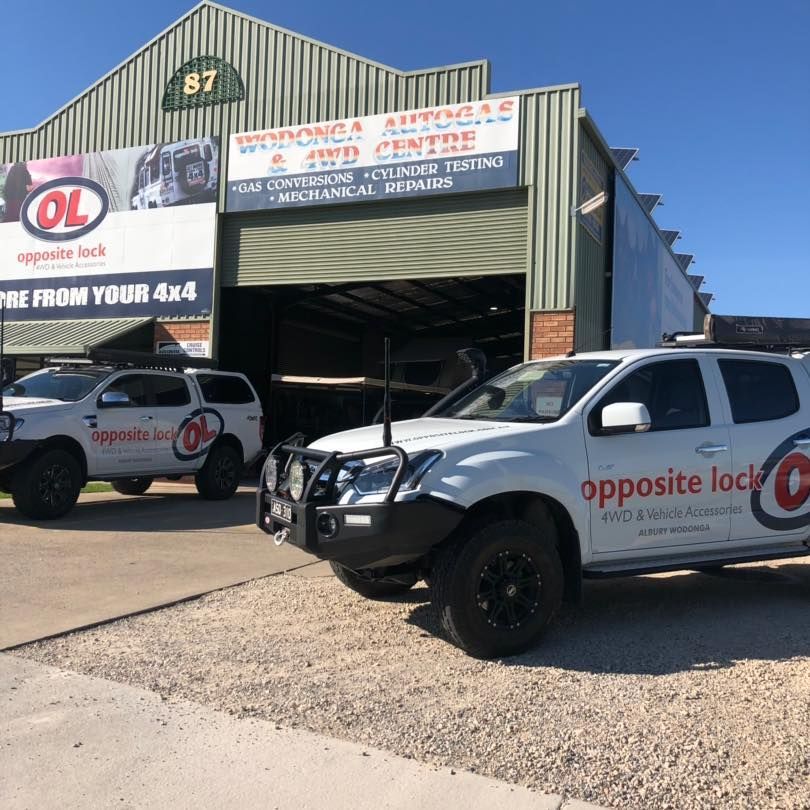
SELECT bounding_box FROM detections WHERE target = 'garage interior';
[218,273,526,442]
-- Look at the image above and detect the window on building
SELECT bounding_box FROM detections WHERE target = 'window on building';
[719,360,799,423]
[592,359,709,432]
[151,374,191,407]
[196,374,255,404]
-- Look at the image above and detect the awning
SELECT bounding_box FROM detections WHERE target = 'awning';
[2,317,155,356]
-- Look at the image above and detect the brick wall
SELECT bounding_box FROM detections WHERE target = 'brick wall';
[154,320,210,349]
[529,309,575,359]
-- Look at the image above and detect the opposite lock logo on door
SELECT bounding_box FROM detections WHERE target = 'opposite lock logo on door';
[751,429,810,531]
[173,408,224,461]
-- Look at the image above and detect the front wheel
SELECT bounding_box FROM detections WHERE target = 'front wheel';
[112,477,153,496]
[330,561,416,599]
[11,449,82,520]
[431,519,564,659]
[195,444,241,500]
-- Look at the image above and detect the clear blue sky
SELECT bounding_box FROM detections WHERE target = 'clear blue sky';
[2,1,808,317]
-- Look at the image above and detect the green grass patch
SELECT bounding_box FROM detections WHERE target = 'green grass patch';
[0,482,113,500]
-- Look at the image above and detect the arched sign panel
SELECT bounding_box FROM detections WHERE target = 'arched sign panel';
[162,56,245,112]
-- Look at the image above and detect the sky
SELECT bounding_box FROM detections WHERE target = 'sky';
[1,0,808,317]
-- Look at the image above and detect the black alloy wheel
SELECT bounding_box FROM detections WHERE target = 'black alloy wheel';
[12,448,82,520]
[195,444,242,500]
[477,550,542,631]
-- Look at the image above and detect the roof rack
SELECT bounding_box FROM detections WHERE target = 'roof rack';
[44,348,218,371]
[661,315,810,353]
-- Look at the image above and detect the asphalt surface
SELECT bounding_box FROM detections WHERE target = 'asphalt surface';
[0,483,322,649]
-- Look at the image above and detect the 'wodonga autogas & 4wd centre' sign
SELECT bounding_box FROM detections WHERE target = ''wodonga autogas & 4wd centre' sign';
[0,138,219,322]
[226,97,520,212]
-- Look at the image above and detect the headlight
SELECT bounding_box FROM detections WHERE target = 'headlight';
[264,455,278,492]
[289,460,307,501]
[352,450,442,496]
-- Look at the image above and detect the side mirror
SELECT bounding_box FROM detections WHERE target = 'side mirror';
[600,402,651,435]
[99,391,131,408]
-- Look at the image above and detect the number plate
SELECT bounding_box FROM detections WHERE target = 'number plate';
[270,498,292,524]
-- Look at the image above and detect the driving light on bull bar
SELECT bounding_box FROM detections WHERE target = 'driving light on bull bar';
[317,512,339,538]
[289,460,308,502]
[0,413,14,442]
[264,455,279,492]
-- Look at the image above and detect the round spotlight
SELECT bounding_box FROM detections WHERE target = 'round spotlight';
[316,512,339,538]
[289,460,307,502]
[264,456,279,492]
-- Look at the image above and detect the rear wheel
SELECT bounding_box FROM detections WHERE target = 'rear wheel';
[12,449,82,520]
[431,519,564,659]
[330,561,417,599]
[195,444,241,500]
[112,477,154,496]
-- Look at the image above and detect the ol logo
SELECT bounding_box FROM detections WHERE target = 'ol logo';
[751,429,810,531]
[173,408,224,461]
[20,177,109,242]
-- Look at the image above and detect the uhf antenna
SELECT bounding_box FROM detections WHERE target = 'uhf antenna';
[382,337,392,447]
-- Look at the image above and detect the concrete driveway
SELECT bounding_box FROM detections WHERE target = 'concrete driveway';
[0,483,325,649]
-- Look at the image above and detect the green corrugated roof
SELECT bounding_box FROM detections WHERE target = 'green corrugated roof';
[2,317,155,356]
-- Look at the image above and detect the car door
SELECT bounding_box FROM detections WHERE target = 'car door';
[149,372,199,473]
[92,373,156,477]
[712,356,810,542]
[583,356,733,554]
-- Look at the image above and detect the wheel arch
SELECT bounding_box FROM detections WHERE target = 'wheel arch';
[34,436,89,485]
[211,432,244,463]
[454,491,583,604]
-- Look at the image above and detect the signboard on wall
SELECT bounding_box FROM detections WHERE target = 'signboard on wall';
[226,97,520,212]
[156,339,210,358]
[611,175,695,348]
[0,139,219,322]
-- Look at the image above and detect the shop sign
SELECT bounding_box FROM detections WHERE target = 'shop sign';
[162,56,245,112]
[579,150,607,244]
[156,339,210,358]
[226,97,520,212]
[0,139,220,322]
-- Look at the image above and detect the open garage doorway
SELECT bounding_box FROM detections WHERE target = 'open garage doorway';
[218,273,526,444]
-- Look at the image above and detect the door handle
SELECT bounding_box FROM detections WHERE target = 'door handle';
[139,415,154,422]
[83,415,97,429]
[696,443,728,455]
[793,437,810,448]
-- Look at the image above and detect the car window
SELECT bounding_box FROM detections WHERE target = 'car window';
[196,374,255,405]
[101,374,151,407]
[718,360,799,423]
[151,374,191,407]
[592,359,709,432]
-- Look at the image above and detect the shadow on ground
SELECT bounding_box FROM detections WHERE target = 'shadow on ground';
[405,562,810,675]
[0,490,257,533]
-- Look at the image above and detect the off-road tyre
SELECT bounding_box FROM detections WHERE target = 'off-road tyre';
[195,443,241,500]
[329,561,416,599]
[11,448,82,520]
[112,477,154,496]
[431,519,564,659]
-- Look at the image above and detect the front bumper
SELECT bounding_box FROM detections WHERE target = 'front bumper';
[256,489,463,570]
[0,439,38,474]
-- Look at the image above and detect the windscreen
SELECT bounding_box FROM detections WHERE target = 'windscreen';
[3,368,110,402]
[440,359,619,423]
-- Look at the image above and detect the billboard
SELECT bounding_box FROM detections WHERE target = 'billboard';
[0,138,219,322]
[611,175,696,348]
[227,97,520,212]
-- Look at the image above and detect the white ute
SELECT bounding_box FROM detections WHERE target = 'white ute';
[0,349,263,520]
[257,315,810,658]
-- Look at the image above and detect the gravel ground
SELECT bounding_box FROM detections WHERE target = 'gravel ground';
[17,560,810,810]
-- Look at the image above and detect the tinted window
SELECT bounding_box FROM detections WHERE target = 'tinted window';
[152,375,191,407]
[593,359,709,432]
[197,374,255,405]
[4,368,109,402]
[102,374,150,407]
[719,360,799,423]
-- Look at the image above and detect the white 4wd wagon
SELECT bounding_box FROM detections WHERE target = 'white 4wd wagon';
[0,349,263,520]
[258,316,810,658]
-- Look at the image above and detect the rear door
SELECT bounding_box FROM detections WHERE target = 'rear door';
[92,373,156,477]
[149,372,199,473]
[712,356,810,541]
[583,356,733,554]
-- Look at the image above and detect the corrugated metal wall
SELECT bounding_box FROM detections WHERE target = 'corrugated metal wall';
[573,125,612,351]
[221,190,528,285]
[0,1,490,215]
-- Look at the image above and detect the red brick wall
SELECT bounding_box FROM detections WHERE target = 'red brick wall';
[529,309,575,359]
[154,320,210,349]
